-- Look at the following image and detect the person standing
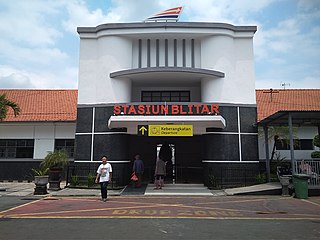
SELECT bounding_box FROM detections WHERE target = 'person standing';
[154,156,166,190]
[300,159,312,174]
[132,154,144,187]
[95,155,112,202]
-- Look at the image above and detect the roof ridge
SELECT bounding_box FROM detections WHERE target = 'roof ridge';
[256,88,320,91]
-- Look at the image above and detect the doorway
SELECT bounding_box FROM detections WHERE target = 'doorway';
[129,135,204,184]
[156,143,175,184]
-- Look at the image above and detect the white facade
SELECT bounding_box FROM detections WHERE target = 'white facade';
[258,126,319,161]
[78,23,256,105]
[0,122,76,160]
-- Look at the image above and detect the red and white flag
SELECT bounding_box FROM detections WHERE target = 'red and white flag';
[145,6,183,22]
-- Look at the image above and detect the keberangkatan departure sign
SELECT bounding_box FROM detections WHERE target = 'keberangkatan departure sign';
[149,125,193,137]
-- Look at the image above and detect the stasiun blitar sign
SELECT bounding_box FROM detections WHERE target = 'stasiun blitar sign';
[113,104,219,115]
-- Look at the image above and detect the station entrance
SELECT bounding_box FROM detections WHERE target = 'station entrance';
[129,135,204,184]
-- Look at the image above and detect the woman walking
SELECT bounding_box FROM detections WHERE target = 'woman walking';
[154,156,166,190]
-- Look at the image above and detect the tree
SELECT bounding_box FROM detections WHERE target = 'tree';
[0,93,21,121]
[260,126,298,162]
[311,135,320,158]
[313,135,320,148]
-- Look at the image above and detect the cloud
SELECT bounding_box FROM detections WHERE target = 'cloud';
[181,0,277,24]
[0,65,77,89]
[0,39,69,67]
[0,69,35,89]
[62,0,163,33]
[0,0,78,89]
[253,1,320,89]
[297,0,320,12]
[256,75,320,89]
[62,0,110,33]
[0,0,63,47]
[0,0,319,90]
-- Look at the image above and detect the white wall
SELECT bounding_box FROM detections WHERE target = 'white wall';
[0,125,34,138]
[78,36,132,104]
[0,123,76,160]
[78,23,256,106]
[34,139,55,159]
[258,126,319,161]
[201,36,255,104]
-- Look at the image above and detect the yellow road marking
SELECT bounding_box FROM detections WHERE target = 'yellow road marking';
[2,196,319,220]
[1,202,186,217]
[2,200,319,219]
[0,197,43,215]
[195,197,290,205]
[4,215,320,220]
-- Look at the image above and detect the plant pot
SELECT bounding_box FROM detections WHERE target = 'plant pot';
[48,169,63,190]
[34,175,49,185]
[49,169,62,181]
[34,176,49,195]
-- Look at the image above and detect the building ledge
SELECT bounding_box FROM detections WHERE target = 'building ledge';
[110,67,225,83]
[108,115,226,135]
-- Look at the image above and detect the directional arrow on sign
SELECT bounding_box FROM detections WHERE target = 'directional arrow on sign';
[138,125,148,136]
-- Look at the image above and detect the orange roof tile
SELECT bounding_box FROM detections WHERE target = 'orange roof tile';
[1,89,319,123]
[0,89,77,122]
[256,89,320,122]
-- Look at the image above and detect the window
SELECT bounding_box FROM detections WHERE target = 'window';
[55,139,75,158]
[141,91,190,102]
[275,139,314,150]
[0,139,34,158]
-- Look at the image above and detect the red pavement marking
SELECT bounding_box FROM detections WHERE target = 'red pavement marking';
[1,196,320,219]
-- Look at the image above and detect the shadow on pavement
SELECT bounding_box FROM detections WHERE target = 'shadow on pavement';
[121,183,147,195]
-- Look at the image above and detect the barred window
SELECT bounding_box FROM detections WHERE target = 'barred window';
[0,139,34,158]
[55,139,75,158]
[275,139,314,150]
[141,91,190,102]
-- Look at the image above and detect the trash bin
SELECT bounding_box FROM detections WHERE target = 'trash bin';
[293,174,309,199]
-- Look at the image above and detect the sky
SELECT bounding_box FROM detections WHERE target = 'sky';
[0,0,319,90]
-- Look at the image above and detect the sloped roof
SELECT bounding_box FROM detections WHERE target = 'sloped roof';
[1,89,319,123]
[256,89,320,122]
[0,89,77,122]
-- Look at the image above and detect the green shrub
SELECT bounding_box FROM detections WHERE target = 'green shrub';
[31,167,49,176]
[256,173,266,184]
[207,174,216,188]
[313,135,320,148]
[41,149,69,170]
[70,175,79,186]
[311,151,320,158]
[87,173,96,187]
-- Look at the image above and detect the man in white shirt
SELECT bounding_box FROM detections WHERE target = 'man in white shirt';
[95,155,112,202]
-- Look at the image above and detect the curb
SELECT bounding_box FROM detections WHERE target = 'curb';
[0,180,32,183]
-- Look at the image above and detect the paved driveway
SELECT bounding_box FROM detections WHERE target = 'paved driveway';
[1,195,320,220]
[1,195,320,240]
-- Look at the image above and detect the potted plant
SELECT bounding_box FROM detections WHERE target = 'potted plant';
[41,149,70,190]
[32,167,49,195]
